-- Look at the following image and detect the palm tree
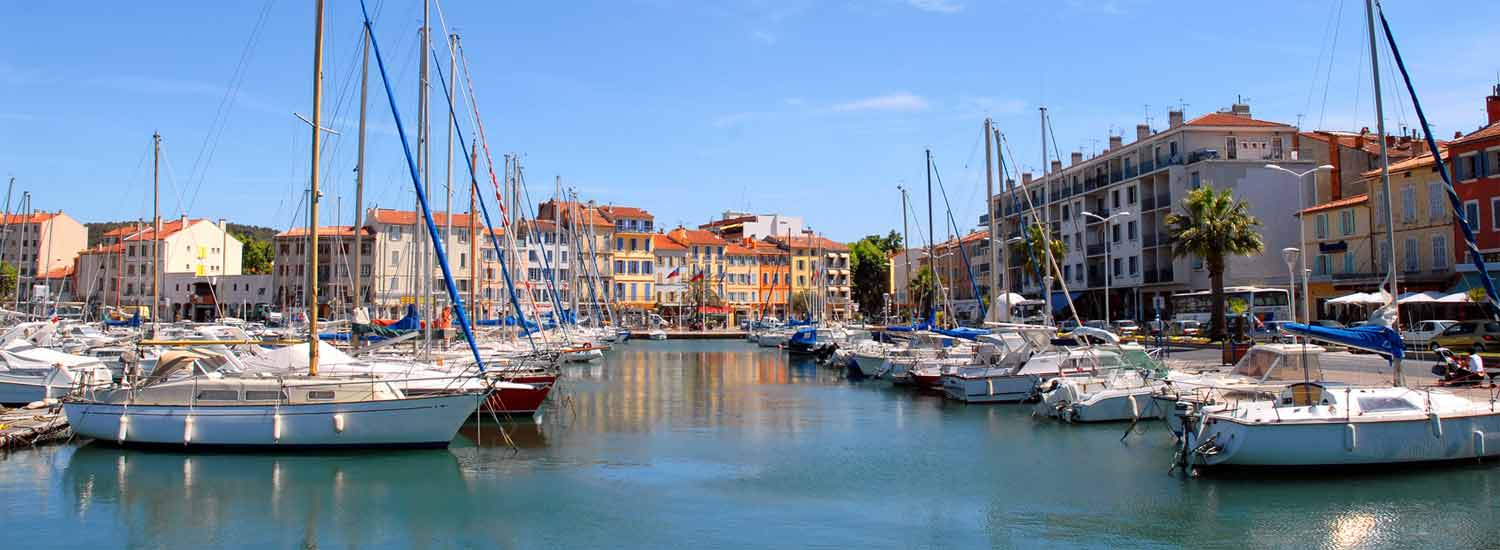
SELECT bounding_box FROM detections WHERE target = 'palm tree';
[1165,186,1265,341]
[1008,224,1068,282]
[907,266,939,322]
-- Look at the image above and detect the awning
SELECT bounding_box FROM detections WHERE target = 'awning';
[1435,291,1474,303]
[1049,291,1082,311]
[1395,291,1443,304]
[1325,291,1381,305]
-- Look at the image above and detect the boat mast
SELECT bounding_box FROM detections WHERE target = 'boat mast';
[152,132,160,335]
[470,143,479,322]
[443,32,457,349]
[899,186,910,323]
[307,0,325,376]
[984,117,999,323]
[1038,107,1057,326]
[1365,0,1401,387]
[994,128,1010,322]
[352,24,369,349]
[925,149,935,325]
[418,0,432,357]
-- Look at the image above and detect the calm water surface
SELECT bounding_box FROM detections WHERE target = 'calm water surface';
[3,341,1496,548]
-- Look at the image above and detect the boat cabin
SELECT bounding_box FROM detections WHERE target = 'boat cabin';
[1228,344,1326,384]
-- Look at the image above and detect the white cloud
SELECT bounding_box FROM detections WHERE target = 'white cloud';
[831,92,930,113]
[905,0,963,14]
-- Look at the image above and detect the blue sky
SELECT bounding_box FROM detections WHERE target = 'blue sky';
[2,0,1498,243]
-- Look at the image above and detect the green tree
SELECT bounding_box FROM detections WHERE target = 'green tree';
[907,266,939,321]
[789,290,816,318]
[1008,224,1068,281]
[849,236,892,320]
[878,230,903,253]
[236,233,274,274]
[0,262,15,302]
[1166,186,1264,341]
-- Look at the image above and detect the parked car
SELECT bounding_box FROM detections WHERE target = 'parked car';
[1430,320,1500,352]
[1112,320,1140,336]
[1059,319,1080,331]
[1403,320,1458,348]
[1170,320,1202,337]
[1083,320,1113,333]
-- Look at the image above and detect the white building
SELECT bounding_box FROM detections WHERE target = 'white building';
[994,103,1317,321]
[74,217,244,317]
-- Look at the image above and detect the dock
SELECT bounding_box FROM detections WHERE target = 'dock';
[631,330,747,340]
[0,408,70,451]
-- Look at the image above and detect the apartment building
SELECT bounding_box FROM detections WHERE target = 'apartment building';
[0,210,86,301]
[74,217,242,318]
[1368,149,1455,295]
[601,205,655,310]
[1299,194,1375,316]
[699,211,803,241]
[926,230,992,322]
[536,199,615,307]
[723,242,758,323]
[652,234,688,311]
[752,238,791,320]
[1450,87,1500,289]
[994,103,1318,321]
[271,225,376,318]
[767,233,851,320]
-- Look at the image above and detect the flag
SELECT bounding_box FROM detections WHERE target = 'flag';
[690,270,704,282]
[666,267,680,279]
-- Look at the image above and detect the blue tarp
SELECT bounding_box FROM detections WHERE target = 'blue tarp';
[1050,291,1082,312]
[385,304,422,332]
[884,323,933,332]
[1284,322,1404,359]
[936,327,992,340]
[104,312,141,328]
[790,327,818,346]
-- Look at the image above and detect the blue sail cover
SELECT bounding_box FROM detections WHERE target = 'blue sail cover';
[104,312,141,328]
[790,327,818,346]
[936,327,991,340]
[385,304,422,332]
[1284,322,1404,359]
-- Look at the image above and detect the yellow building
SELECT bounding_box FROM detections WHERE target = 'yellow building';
[769,233,851,319]
[723,241,759,324]
[1299,194,1374,319]
[667,227,729,324]
[1367,150,1453,293]
[601,205,656,312]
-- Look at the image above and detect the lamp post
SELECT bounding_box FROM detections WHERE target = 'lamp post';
[1282,247,1300,337]
[1082,210,1131,324]
[1266,164,1334,324]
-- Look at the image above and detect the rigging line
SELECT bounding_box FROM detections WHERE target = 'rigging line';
[156,141,188,219]
[513,168,574,335]
[1351,23,1369,131]
[1376,5,1500,320]
[430,51,537,351]
[455,42,510,223]
[360,0,488,371]
[182,0,278,212]
[1301,0,1342,125]
[1006,130,1083,326]
[1317,0,1347,130]
[929,159,986,320]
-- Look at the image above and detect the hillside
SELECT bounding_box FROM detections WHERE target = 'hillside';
[85,221,279,248]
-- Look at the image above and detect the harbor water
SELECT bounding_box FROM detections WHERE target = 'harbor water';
[2,340,1495,548]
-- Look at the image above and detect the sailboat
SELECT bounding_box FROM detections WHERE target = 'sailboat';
[1176,0,1500,469]
[61,0,489,448]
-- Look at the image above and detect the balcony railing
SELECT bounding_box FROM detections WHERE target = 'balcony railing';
[1155,193,1170,209]
[1140,158,1155,173]
[1188,149,1220,164]
[1124,165,1138,179]
[1110,169,1123,183]
[1086,244,1106,256]
[1141,195,1156,211]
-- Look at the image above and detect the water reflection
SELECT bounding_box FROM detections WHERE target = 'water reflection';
[60,444,475,547]
[457,419,548,449]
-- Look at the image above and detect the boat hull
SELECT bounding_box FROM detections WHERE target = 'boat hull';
[63,392,484,449]
[941,373,1039,403]
[481,374,555,416]
[1190,412,1500,468]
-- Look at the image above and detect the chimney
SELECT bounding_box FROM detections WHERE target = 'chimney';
[1136,124,1151,141]
[1108,135,1123,150]
[1071,152,1083,166]
[1324,133,1342,201]
[1050,160,1063,173]
[1231,103,1251,118]
[1021,172,1033,186]
[1168,110,1184,128]
[179,214,188,228]
[1355,127,1368,151]
[1487,84,1500,126]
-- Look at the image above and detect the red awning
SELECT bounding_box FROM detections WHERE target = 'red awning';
[696,305,730,314]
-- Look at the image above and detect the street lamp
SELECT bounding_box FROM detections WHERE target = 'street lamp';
[1282,247,1300,332]
[1266,164,1335,324]
[1081,210,1132,324]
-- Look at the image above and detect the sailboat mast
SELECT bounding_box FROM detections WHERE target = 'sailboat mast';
[306,0,325,375]
[984,117,998,322]
[470,143,479,322]
[1038,107,1056,326]
[925,149,935,323]
[443,32,457,347]
[152,132,160,334]
[899,186,910,322]
[418,0,432,356]
[1365,0,1401,387]
[994,128,1010,322]
[352,25,369,349]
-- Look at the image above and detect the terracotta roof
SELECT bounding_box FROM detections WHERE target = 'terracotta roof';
[751,239,786,254]
[122,219,201,242]
[725,242,755,256]
[667,227,727,247]
[1361,149,1444,178]
[79,243,125,255]
[776,235,848,252]
[1300,130,1437,161]
[0,212,59,224]
[275,225,375,238]
[598,205,653,220]
[936,230,990,251]
[537,200,615,228]
[1299,193,1368,215]
[1450,121,1500,146]
[368,208,476,227]
[652,234,686,251]
[39,265,73,279]
[1185,112,1288,128]
[699,215,756,230]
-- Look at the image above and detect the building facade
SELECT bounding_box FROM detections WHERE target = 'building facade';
[74,218,243,318]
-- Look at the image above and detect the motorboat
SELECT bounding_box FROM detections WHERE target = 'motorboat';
[647,329,668,341]
[0,324,115,405]
[1152,343,1328,436]
[1036,341,1169,422]
[939,326,1091,403]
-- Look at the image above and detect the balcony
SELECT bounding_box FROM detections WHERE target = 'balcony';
[1072,183,1083,195]
[1188,149,1220,164]
[1140,158,1155,173]
[1141,195,1156,211]
[1124,165,1139,179]
[1085,208,1111,222]
[1110,169,1123,183]
[1086,244,1106,256]
[1155,193,1171,209]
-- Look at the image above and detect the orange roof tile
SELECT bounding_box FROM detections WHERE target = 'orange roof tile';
[777,235,849,252]
[0,212,59,224]
[1185,112,1288,128]
[39,265,73,279]
[598,205,653,220]
[1361,149,1444,178]
[368,208,477,227]
[725,242,754,256]
[1299,193,1368,215]
[652,234,686,251]
[275,225,375,238]
[122,219,202,242]
[699,215,756,230]
[1450,121,1500,146]
[667,227,728,247]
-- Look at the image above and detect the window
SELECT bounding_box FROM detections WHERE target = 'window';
[1432,236,1449,270]
[1314,254,1329,275]
[1465,200,1481,230]
[1374,190,1389,227]
[1429,182,1445,221]
[1112,257,1122,277]
[1400,186,1416,223]
[1379,241,1391,272]
[1403,237,1419,273]
[1127,186,1137,204]
[1127,221,1137,240]
[1112,190,1121,208]
[196,390,239,401]
[1314,213,1329,239]
[1225,136,1238,159]
[1339,210,1355,236]
[1111,224,1121,243]
[1458,153,1478,181]
[1128,256,1138,275]
[1062,204,1070,220]
[1064,264,1072,280]
[1190,172,1201,189]
[1493,198,1500,232]
[388,226,402,240]
[1342,251,1354,273]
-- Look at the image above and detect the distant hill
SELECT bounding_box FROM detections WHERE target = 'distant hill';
[85,221,279,247]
